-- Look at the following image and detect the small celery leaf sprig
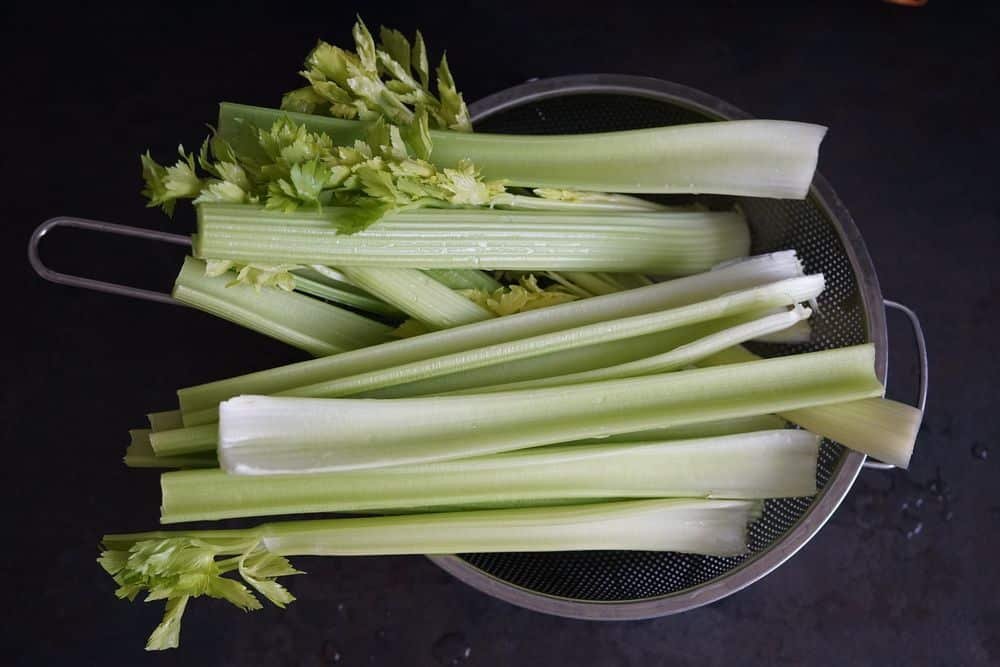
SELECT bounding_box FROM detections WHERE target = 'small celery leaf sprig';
[140,111,504,231]
[99,537,302,651]
[204,260,301,292]
[282,18,471,132]
[460,274,579,316]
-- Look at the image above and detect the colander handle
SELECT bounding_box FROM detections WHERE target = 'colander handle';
[28,216,192,306]
[863,299,928,470]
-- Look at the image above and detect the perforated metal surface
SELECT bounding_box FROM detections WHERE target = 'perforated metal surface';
[429,77,884,617]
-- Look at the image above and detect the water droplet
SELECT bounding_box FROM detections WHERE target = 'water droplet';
[971,442,989,460]
[375,628,389,642]
[431,632,472,665]
[899,515,923,540]
[322,640,342,664]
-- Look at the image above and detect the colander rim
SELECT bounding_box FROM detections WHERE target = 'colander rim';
[427,74,886,620]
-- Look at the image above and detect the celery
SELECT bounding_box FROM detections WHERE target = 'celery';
[218,344,883,474]
[699,345,919,467]
[289,267,401,317]
[162,430,817,523]
[177,251,806,420]
[194,203,750,274]
[219,102,826,198]
[173,257,392,356]
[125,430,217,469]
[422,269,502,291]
[150,424,217,456]
[583,414,788,443]
[102,499,757,649]
[147,410,184,432]
[338,266,493,329]
[445,306,812,395]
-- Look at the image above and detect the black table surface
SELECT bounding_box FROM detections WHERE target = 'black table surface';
[4,1,998,664]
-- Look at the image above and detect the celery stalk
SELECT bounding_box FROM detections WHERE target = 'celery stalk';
[177,251,806,419]
[289,268,402,318]
[445,306,812,395]
[194,204,750,274]
[582,414,788,443]
[338,266,493,329]
[422,269,502,291]
[173,257,392,356]
[218,103,826,198]
[103,498,757,649]
[698,345,919,467]
[147,410,184,432]
[218,344,883,474]
[150,424,217,456]
[125,430,217,469]
[161,430,817,523]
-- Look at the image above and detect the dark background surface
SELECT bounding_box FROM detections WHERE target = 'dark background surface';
[3,1,998,664]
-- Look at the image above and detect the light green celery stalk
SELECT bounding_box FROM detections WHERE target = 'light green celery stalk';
[558,272,632,296]
[161,430,818,523]
[290,267,402,317]
[281,19,472,132]
[147,410,184,432]
[150,424,218,456]
[172,257,392,356]
[176,251,806,420]
[364,312,793,398]
[125,430,217,469]
[217,344,882,474]
[338,266,493,329]
[194,203,750,273]
[422,269,502,291]
[444,306,812,395]
[218,102,827,199]
[580,414,787,444]
[488,191,668,212]
[699,345,920,467]
[102,499,757,650]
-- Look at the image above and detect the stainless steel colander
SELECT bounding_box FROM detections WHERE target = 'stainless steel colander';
[27,74,926,621]
[427,74,927,619]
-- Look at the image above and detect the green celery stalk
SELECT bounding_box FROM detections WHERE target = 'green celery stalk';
[487,192,667,212]
[338,266,493,329]
[289,267,402,318]
[422,269,502,291]
[218,102,826,198]
[102,499,757,649]
[217,344,883,474]
[443,306,812,395]
[698,345,920,467]
[579,414,787,443]
[147,410,184,432]
[150,424,217,456]
[193,204,750,274]
[177,251,806,420]
[172,257,393,356]
[161,430,818,523]
[125,430,217,469]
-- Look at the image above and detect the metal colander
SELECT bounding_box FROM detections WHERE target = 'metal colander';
[428,75,892,619]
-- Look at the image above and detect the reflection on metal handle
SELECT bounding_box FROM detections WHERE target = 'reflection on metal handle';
[863,299,928,470]
[28,217,192,306]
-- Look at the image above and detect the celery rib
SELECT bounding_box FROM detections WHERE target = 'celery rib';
[173,257,393,356]
[218,344,883,474]
[219,103,826,198]
[194,204,751,274]
[161,430,818,523]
